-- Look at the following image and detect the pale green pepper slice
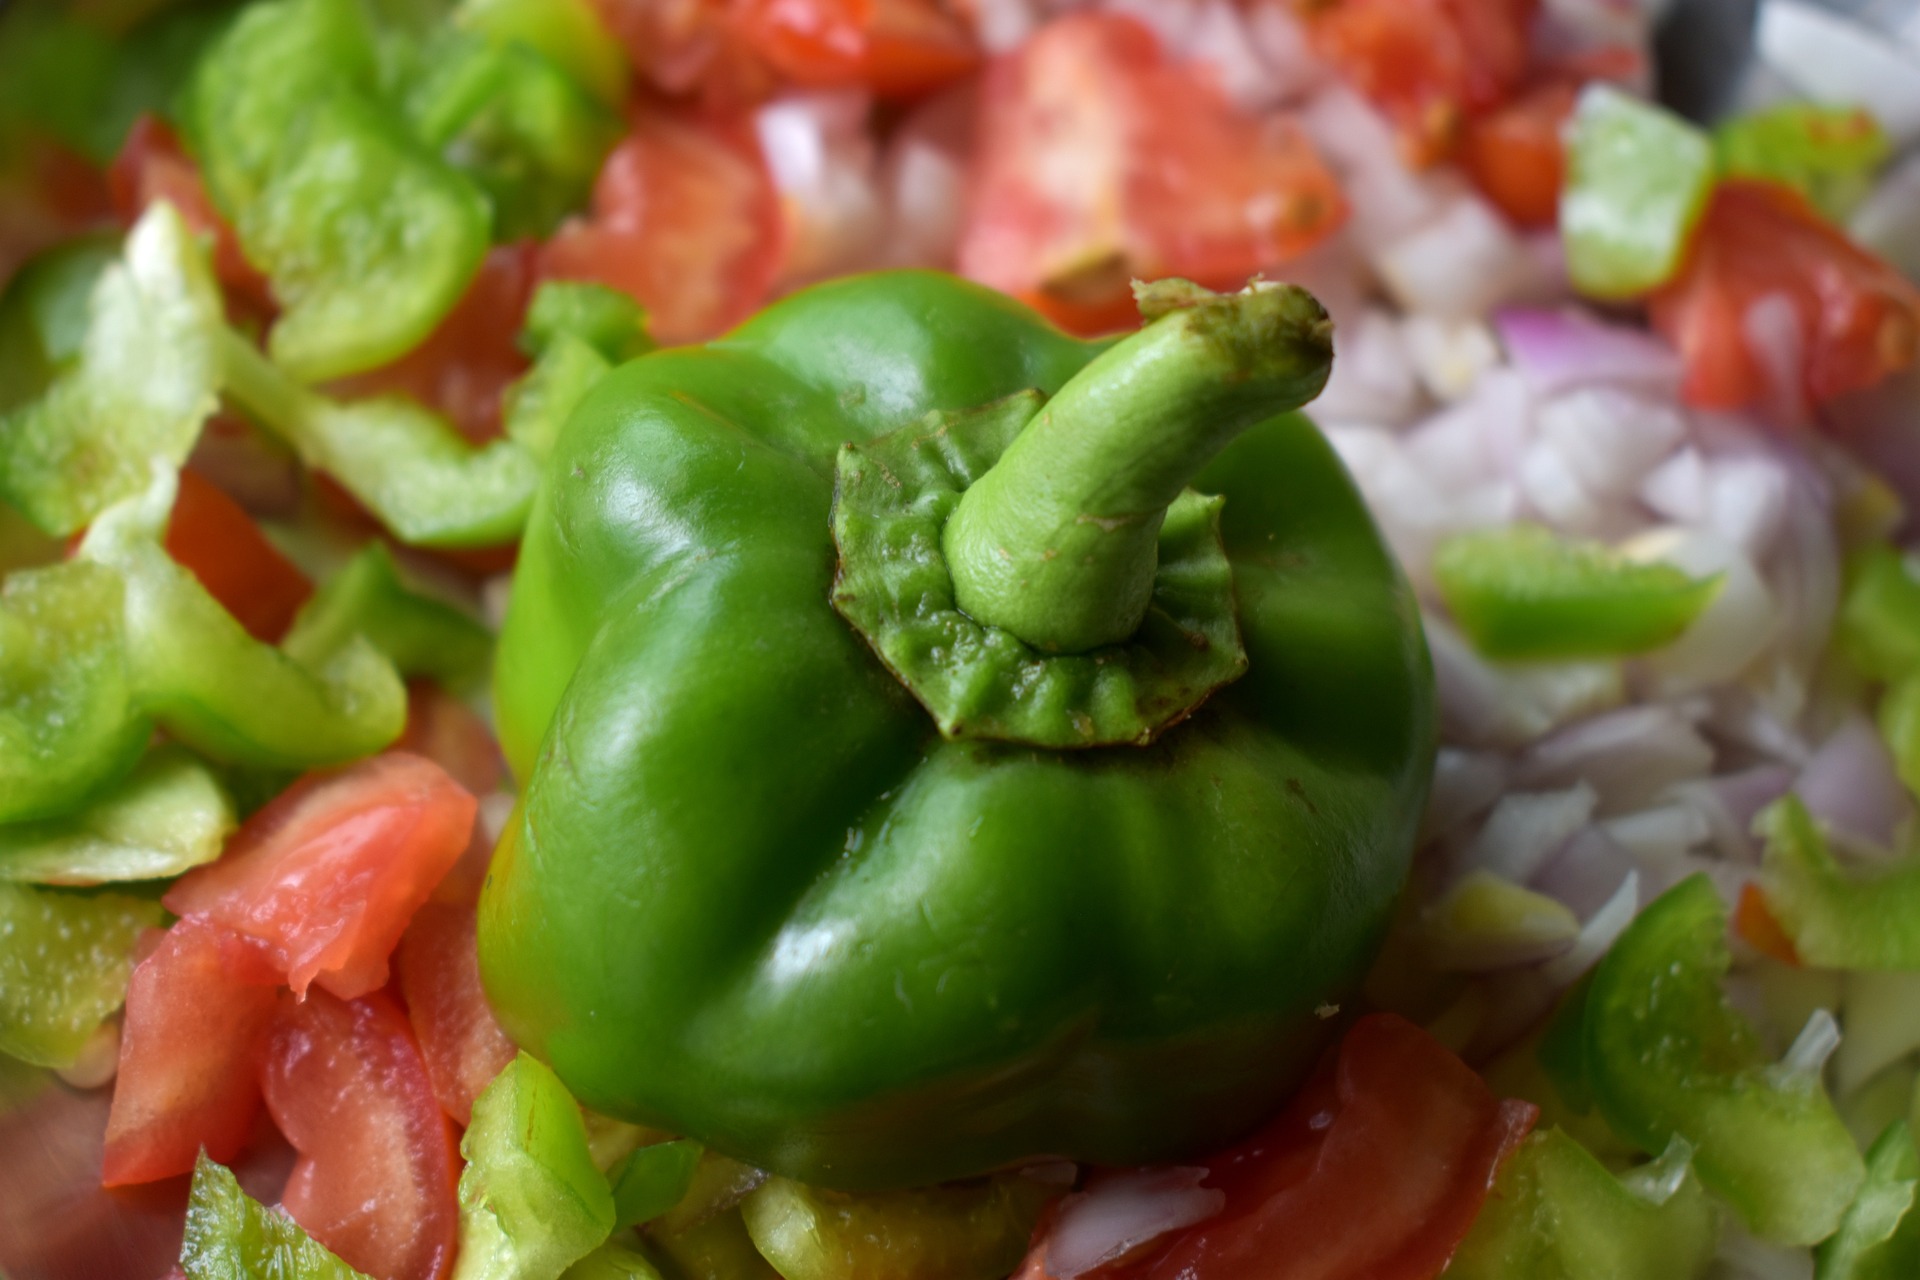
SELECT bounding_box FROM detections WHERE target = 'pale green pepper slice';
[740,1175,1055,1280]
[609,1139,704,1231]
[1715,104,1890,220]
[505,333,611,461]
[454,0,628,109]
[1756,796,1920,969]
[284,542,494,694]
[453,1052,617,1280]
[180,1152,371,1280]
[563,1244,666,1280]
[1434,525,1720,661]
[0,880,163,1067]
[1563,86,1716,300]
[1837,546,1920,685]
[1817,1121,1920,1280]
[0,204,223,534]
[0,744,234,885]
[521,281,652,364]
[0,232,117,412]
[1584,873,1863,1244]
[648,1210,778,1280]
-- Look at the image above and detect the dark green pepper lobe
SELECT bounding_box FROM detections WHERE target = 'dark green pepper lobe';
[484,272,1435,1189]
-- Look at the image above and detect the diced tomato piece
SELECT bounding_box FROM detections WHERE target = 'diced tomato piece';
[1649,181,1920,412]
[731,0,979,97]
[164,469,313,644]
[1294,0,1538,166]
[164,754,479,1001]
[397,682,507,800]
[333,244,539,445]
[262,988,460,1280]
[395,902,517,1126]
[959,12,1346,336]
[589,0,778,102]
[1461,81,1577,229]
[1734,883,1802,967]
[542,110,785,344]
[1021,1014,1536,1280]
[107,115,272,315]
[102,920,281,1187]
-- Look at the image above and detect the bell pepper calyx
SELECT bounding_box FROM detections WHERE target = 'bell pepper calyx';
[939,279,1333,654]
[832,389,1247,747]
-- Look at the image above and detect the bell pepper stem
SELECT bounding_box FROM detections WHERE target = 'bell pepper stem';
[942,280,1333,653]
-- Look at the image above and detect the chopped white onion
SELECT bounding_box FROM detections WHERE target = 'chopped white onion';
[1540,870,1640,987]
[1042,1167,1226,1278]
[1622,527,1778,691]
[1513,704,1715,814]
[1796,715,1913,855]
[1492,307,1682,399]
[1400,315,1502,404]
[1599,803,1712,867]
[1536,386,1687,501]
[1372,196,1536,322]
[1422,748,1510,843]
[1425,615,1625,750]
[1459,783,1598,885]
[1313,308,1426,428]
[1641,446,1709,525]
[1532,825,1637,922]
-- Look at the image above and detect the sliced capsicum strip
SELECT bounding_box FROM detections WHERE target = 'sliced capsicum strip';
[1755,796,1920,969]
[0,744,234,885]
[180,1152,371,1280]
[284,543,494,695]
[1714,104,1890,221]
[453,0,629,110]
[1837,545,1920,685]
[1562,86,1716,300]
[79,466,407,768]
[221,328,538,547]
[609,1139,703,1231]
[501,281,652,461]
[1818,1120,1920,1280]
[1583,873,1862,1245]
[0,204,222,535]
[0,879,163,1068]
[740,1175,1054,1280]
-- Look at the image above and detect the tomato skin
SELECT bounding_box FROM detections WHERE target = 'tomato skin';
[101,921,281,1187]
[1649,181,1920,412]
[541,110,785,344]
[163,754,479,1002]
[395,901,518,1126]
[959,12,1346,336]
[107,115,271,314]
[731,0,979,97]
[1461,81,1577,229]
[587,0,777,102]
[1024,1014,1536,1280]
[164,469,313,644]
[262,987,460,1280]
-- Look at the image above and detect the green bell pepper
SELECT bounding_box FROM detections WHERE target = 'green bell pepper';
[1433,524,1720,661]
[0,204,223,535]
[483,273,1435,1189]
[1837,546,1920,685]
[453,0,627,110]
[1715,104,1890,221]
[0,879,163,1067]
[739,1174,1055,1280]
[0,744,235,885]
[453,1052,617,1280]
[1581,873,1863,1244]
[1756,796,1920,969]
[0,232,118,413]
[1562,86,1716,300]
[521,282,652,364]
[648,1211,778,1280]
[284,542,494,694]
[180,1152,371,1280]
[563,1244,665,1280]
[1880,675,1920,800]
[1819,1121,1920,1280]
[610,1140,704,1231]
[1446,1129,1717,1280]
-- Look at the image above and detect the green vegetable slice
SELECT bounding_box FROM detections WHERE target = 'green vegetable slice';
[0,880,162,1067]
[454,0,628,109]
[504,333,611,461]
[1562,85,1716,300]
[1584,873,1862,1244]
[648,1210,779,1280]
[1838,546,1920,685]
[610,1139,704,1231]
[1817,1120,1920,1280]
[1433,525,1720,661]
[521,281,652,363]
[0,204,223,534]
[453,1052,617,1280]
[561,1244,665,1280]
[0,744,235,885]
[0,232,118,414]
[1757,796,1920,969]
[284,542,494,694]
[180,1152,372,1280]
[740,1175,1054,1280]
[1715,104,1890,220]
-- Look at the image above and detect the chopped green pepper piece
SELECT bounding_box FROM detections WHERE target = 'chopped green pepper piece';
[1434,525,1720,661]
[1839,546,1920,685]
[0,880,162,1067]
[0,204,223,534]
[79,467,407,768]
[648,1210,779,1280]
[0,5,122,164]
[453,1052,617,1280]
[562,1244,666,1280]
[222,330,538,547]
[740,1175,1055,1280]
[1880,675,1920,799]
[1757,796,1920,969]
[284,542,494,694]
[240,87,490,382]
[611,1140,704,1231]
[454,0,627,109]
[0,559,148,825]
[1817,1121,1920,1280]
[1447,1129,1716,1280]
[505,333,611,461]
[1716,104,1890,221]
[0,744,235,885]
[521,281,652,364]
[1562,86,1716,300]
[0,232,118,414]
[1584,873,1863,1244]
[180,1152,372,1280]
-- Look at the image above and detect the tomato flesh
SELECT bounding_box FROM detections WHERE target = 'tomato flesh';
[542,110,785,344]
[263,987,460,1280]
[101,920,281,1187]
[960,12,1346,335]
[395,901,518,1126]
[732,0,979,97]
[165,469,313,644]
[1461,81,1577,229]
[163,754,479,1001]
[1649,181,1920,412]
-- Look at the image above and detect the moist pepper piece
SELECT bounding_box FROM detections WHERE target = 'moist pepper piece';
[483,273,1436,1189]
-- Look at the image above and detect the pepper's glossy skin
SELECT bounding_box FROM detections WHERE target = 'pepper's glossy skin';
[484,272,1435,1189]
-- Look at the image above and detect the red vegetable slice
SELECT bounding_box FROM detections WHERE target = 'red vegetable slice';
[958,12,1346,336]
[1461,81,1577,229]
[101,920,281,1187]
[164,754,479,1001]
[396,682,507,801]
[731,0,979,97]
[107,114,271,315]
[263,988,460,1280]
[395,901,517,1126]
[164,468,313,644]
[1649,180,1920,413]
[541,110,785,344]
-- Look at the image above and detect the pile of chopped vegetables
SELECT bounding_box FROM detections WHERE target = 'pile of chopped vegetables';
[3,1,1920,1279]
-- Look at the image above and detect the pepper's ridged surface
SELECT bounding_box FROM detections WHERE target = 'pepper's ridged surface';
[484,272,1436,1189]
